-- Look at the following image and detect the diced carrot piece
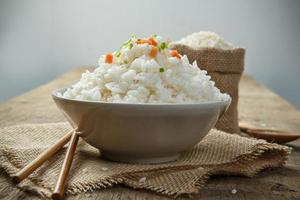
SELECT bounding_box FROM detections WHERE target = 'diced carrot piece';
[136,39,149,45]
[105,53,113,63]
[136,38,158,46]
[170,50,181,59]
[148,38,158,46]
[136,39,143,44]
[149,47,158,58]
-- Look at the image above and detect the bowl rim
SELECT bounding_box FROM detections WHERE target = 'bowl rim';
[52,87,232,107]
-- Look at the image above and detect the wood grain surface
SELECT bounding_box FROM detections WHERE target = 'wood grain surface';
[0,67,299,200]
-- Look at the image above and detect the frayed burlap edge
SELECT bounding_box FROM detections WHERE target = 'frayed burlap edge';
[0,141,291,198]
[0,149,52,198]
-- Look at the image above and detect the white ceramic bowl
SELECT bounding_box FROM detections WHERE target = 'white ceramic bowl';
[52,88,231,164]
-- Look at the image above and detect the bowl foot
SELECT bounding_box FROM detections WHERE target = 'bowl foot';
[101,152,180,164]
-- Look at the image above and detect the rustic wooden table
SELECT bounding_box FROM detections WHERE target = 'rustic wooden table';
[0,68,299,200]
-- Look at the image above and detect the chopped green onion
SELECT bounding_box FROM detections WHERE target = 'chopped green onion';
[158,42,168,52]
[122,39,132,47]
[115,51,121,57]
[159,68,165,72]
[121,37,135,50]
[160,42,167,50]
[124,60,128,64]
[131,35,137,40]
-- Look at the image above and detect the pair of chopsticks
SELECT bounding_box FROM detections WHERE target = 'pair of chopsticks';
[12,130,79,200]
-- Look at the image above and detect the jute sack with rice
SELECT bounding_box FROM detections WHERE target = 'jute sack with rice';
[171,32,245,133]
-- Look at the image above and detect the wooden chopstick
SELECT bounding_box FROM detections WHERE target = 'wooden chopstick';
[52,132,79,200]
[12,130,73,183]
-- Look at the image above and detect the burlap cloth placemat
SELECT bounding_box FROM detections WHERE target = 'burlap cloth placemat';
[0,122,290,198]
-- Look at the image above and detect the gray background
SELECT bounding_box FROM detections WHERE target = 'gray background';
[0,0,299,107]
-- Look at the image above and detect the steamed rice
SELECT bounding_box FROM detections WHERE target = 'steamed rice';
[173,31,235,50]
[62,35,230,103]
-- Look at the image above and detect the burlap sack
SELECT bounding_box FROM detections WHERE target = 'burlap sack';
[171,44,245,133]
[0,122,290,198]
